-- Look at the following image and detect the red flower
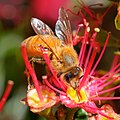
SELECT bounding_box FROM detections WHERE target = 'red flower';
[21,9,120,119]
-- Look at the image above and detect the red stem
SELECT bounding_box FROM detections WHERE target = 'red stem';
[0,80,14,111]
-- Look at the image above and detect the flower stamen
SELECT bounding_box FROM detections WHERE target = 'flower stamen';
[21,45,44,101]
[90,32,111,76]
[0,80,14,111]
[39,45,66,91]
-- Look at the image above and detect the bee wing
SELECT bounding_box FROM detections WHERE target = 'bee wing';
[31,18,54,35]
[55,7,72,45]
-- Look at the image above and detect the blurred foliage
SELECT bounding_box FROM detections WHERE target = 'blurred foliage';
[97,29,120,47]
[74,109,88,120]
[0,0,120,120]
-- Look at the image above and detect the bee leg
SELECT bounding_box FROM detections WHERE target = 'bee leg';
[24,69,34,90]
[24,57,45,90]
[29,57,47,83]
[29,57,45,64]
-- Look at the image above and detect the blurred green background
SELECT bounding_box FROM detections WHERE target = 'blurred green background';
[0,0,120,120]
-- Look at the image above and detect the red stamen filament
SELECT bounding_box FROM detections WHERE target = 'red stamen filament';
[84,45,93,72]
[84,31,98,71]
[44,77,66,95]
[89,32,111,76]
[98,74,120,90]
[98,111,114,120]
[0,80,14,111]
[98,83,120,96]
[90,97,120,101]
[78,49,97,90]
[99,4,113,23]
[78,0,96,20]
[97,64,120,87]
[73,25,84,46]
[79,23,90,67]
[100,64,120,82]
[40,46,66,91]
[81,103,103,112]
[21,45,44,101]
[111,54,120,69]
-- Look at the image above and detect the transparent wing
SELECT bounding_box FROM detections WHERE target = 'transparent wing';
[31,18,54,35]
[55,7,72,45]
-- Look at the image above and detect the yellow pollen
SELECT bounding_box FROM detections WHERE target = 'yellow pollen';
[79,88,88,102]
[66,86,88,103]
[67,86,79,103]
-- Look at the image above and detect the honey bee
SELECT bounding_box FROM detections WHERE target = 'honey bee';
[21,7,83,88]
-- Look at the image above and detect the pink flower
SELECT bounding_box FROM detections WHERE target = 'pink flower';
[21,11,120,120]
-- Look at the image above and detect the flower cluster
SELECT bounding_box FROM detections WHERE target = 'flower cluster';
[21,17,120,119]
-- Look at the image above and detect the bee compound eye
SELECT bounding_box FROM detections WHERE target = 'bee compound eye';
[64,72,73,83]
[64,67,81,83]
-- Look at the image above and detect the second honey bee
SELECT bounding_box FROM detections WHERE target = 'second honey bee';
[21,7,83,88]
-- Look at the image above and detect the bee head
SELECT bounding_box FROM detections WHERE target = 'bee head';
[64,67,83,88]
